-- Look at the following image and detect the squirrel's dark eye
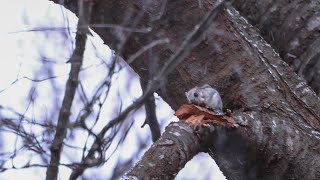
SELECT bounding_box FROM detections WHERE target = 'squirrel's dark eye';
[193,92,198,97]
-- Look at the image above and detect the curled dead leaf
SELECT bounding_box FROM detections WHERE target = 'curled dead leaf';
[175,104,238,128]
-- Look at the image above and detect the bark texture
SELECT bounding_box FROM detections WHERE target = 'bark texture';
[52,0,320,179]
[233,0,320,95]
[122,121,201,179]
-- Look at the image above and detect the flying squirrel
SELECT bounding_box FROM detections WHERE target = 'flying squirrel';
[185,84,224,115]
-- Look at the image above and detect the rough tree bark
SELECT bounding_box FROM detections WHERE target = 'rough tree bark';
[123,121,201,179]
[51,0,320,179]
[233,0,320,95]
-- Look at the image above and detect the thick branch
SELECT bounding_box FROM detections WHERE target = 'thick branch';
[233,0,320,94]
[122,121,201,179]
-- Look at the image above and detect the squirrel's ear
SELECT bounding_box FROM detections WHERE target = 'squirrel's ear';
[185,92,188,96]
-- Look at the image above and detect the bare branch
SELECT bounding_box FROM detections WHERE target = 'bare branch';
[8,24,151,34]
[127,38,170,64]
[45,0,93,179]
[140,78,161,142]
[155,0,233,80]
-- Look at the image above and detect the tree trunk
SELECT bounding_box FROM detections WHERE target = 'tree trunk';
[52,0,320,179]
[233,0,320,95]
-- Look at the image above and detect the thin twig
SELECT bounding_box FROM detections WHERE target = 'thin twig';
[140,78,161,142]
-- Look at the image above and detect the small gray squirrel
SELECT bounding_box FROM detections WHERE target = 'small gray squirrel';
[185,84,224,115]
